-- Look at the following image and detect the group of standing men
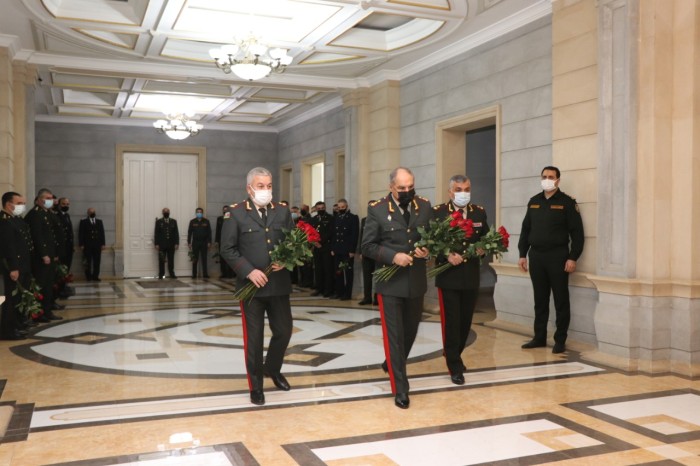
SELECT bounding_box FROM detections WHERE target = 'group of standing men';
[219,165,584,409]
[0,188,106,340]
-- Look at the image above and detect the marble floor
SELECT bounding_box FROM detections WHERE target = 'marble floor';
[0,278,698,466]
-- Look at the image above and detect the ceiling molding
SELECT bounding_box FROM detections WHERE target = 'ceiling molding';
[35,113,279,133]
[378,0,552,83]
[275,95,344,133]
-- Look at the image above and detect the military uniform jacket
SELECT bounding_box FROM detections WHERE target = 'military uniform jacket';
[331,211,359,255]
[187,218,212,244]
[517,189,584,260]
[58,211,74,247]
[311,212,334,246]
[0,211,34,274]
[78,217,106,249]
[49,210,66,253]
[154,217,180,249]
[220,199,295,298]
[433,201,489,290]
[361,193,432,298]
[24,205,57,260]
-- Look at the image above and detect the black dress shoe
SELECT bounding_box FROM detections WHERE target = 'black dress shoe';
[381,361,388,373]
[169,275,178,279]
[250,390,265,406]
[34,315,50,323]
[521,339,546,349]
[394,393,410,409]
[1,331,27,341]
[268,373,291,391]
[46,313,63,321]
[53,303,65,310]
[310,290,322,297]
[552,342,566,354]
[450,373,465,385]
[372,300,379,305]
[358,299,372,305]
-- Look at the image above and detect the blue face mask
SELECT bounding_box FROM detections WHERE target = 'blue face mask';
[196,212,203,219]
[43,199,54,209]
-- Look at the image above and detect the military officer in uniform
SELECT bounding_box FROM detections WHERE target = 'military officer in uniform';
[154,208,179,279]
[0,191,33,339]
[187,207,212,279]
[215,205,234,278]
[518,166,584,354]
[24,188,62,322]
[310,201,334,297]
[362,167,431,409]
[56,197,74,298]
[433,175,489,385]
[358,203,378,306]
[220,167,295,406]
[330,198,359,301]
[78,208,106,281]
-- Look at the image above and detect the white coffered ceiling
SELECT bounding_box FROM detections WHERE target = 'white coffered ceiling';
[1,0,551,132]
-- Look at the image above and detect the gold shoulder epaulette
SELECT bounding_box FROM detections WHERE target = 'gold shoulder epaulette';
[278,200,288,206]
[229,203,239,209]
[475,204,485,210]
[369,199,382,207]
[433,204,441,210]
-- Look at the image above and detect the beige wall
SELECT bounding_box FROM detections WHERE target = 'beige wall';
[552,0,598,276]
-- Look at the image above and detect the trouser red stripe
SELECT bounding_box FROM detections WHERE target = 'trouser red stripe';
[377,294,397,394]
[239,300,252,391]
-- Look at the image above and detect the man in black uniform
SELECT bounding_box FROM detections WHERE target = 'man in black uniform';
[433,175,489,384]
[310,201,334,297]
[215,205,234,279]
[78,208,106,281]
[187,207,212,279]
[56,197,74,298]
[362,167,431,409]
[518,166,584,354]
[154,208,179,279]
[48,195,67,310]
[331,199,359,301]
[24,188,62,322]
[0,192,33,339]
[220,167,295,406]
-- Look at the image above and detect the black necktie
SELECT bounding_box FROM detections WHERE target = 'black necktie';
[259,208,267,223]
[458,208,464,219]
[401,205,410,224]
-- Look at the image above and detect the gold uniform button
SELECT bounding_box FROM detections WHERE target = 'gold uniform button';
[407,228,411,233]
[265,228,269,232]
[267,239,271,244]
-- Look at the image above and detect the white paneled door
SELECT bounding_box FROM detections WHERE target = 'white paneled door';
[123,152,198,278]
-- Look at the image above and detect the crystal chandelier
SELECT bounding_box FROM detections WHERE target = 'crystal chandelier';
[209,35,293,81]
[153,112,203,140]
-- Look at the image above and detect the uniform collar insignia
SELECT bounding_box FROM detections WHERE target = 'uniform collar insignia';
[245,200,252,211]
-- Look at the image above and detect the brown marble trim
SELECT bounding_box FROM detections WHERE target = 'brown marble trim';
[0,402,34,444]
[564,389,700,444]
[46,441,259,466]
[283,412,637,465]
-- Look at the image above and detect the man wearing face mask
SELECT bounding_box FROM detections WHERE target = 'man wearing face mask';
[432,175,488,385]
[518,166,584,354]
[79,208,106,281]
[215,205,235,279]
[362,167,431,409]
[0,191,33,339]
[220,167,295,406]
[154,208,179,279]
[310,201,334,297]
[330,199,359,301]
[56,197,75,298]
[187,208,212,279]
[24,188,62,322]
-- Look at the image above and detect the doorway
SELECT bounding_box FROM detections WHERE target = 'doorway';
[118,148,204,278]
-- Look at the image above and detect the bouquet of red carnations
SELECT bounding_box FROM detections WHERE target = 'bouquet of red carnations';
[233,220,320,301]
[466,225,510,261]
[12,278,44,318]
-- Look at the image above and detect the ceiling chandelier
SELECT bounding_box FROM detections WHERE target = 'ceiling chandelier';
[153,112,203,140]
[209,35,293,81]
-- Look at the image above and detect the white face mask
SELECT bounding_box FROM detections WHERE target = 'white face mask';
[541,179,557,192]
[43,198,54,209]
[12,204,26,217]
[250,187,272,206]
[453,192,471,207]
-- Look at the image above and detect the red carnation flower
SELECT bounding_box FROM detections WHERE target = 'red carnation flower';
[451,211,463,220]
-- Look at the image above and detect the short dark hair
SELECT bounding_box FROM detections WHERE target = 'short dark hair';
[196,207,203,212]
[541,166,560,178]
[315,201,325,207]
[2,191,21,208]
